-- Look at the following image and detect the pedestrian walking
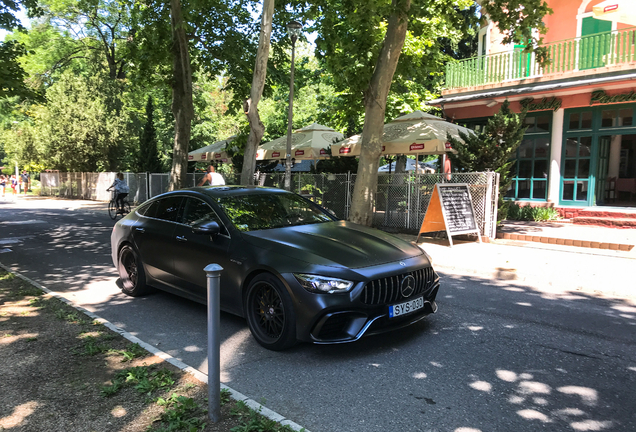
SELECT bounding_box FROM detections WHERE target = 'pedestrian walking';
[10,175,18,196]
[0,174,6,198]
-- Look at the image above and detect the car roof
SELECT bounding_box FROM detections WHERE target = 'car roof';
[156,185,292,200]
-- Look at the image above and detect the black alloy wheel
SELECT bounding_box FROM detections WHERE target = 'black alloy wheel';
[117,245,150,296]
[245,273,296,351]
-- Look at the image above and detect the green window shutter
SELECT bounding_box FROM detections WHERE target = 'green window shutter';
[581,17,613,69]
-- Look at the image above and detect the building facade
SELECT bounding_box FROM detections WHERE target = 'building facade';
[429,0,636,210]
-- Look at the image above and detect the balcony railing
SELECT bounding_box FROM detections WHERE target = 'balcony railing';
[445,26,636,90]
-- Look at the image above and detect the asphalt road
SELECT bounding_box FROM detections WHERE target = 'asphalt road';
[1,198,636,432]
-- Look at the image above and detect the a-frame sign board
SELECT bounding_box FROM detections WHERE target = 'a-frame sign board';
[416,183,482,247]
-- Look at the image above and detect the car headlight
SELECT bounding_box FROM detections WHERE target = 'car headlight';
[293,274,354,294]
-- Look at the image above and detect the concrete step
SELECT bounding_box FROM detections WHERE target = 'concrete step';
[560,208,636,220]
[495,231,634,251]
[572,216,636,228]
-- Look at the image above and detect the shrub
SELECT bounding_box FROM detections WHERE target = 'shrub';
[506,203,560,222]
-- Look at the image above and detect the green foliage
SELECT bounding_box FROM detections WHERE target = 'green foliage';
[481,0,553,62]
[11,71,135,171]
[152,394,206,432]
[1,0,42,100]
[448,100,527,221]
[507,203,560,222]
[112,343,147,362]
[306,0,479,133]
[101,366,175,397]
[138,96,162,172]
[0,40,42,100]
[229,400,300,432]
[80,335,109,356]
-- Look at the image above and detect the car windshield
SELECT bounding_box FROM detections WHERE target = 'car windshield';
[217,193,335,231]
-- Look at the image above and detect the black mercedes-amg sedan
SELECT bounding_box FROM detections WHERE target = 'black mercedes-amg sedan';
[110,186,440,350]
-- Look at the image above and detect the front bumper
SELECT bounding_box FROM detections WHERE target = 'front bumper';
[281,258,441,344]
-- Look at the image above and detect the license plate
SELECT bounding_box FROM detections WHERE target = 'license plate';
[389,296,424,318]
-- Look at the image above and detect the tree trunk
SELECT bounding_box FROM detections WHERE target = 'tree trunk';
[349,0,410,226]
[240,0,275,186]
[168,0,194,191]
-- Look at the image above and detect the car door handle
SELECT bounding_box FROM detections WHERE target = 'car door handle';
[176,235,187,242]
[135,228,145,233]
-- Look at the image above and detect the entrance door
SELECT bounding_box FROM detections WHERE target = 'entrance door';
[562,136,593,204]
[580,17,612,70]
[595,136,611,205]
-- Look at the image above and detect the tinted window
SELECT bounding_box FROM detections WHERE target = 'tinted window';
[217,193,334,231]
[135,201,154,216]
[144,197,182,222]
[181,198,228,235]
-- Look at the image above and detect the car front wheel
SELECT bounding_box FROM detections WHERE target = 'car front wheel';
[245,273,297,351]
[117,244,151,296]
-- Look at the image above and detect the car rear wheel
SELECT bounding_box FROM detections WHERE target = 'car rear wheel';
[245,273,297,351]
[117,245,151,296]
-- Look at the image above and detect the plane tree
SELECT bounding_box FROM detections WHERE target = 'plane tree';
[306,0,551,226]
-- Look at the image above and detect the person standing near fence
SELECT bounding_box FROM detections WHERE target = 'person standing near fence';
[197,165,225,186]
[20,170,29,195]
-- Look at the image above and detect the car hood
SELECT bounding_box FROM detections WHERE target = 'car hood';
[241,221,424,269]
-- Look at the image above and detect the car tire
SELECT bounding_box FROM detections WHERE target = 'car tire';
[117,244,151,297]
[245,273,297,351]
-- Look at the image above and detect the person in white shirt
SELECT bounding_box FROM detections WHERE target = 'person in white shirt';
[197,165,225,186]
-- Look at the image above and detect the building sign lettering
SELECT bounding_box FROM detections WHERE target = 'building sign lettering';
[591,90,636,105]
[519,97,562,111]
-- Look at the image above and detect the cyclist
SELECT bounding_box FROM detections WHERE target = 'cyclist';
[107,172,130,213]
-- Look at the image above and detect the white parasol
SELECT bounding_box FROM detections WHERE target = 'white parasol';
[188,136,235,163]
[331,111,474,157]
[256,123,344,161]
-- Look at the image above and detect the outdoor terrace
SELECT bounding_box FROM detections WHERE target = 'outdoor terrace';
[444,26,636,93]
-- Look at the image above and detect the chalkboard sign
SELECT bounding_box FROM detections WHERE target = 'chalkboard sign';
[438,185,477,233]
[417,183,481,247]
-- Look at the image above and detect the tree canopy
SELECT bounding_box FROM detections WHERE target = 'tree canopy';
[1,0,550,223]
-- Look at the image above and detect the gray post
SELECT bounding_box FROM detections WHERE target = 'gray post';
[205,263,224,423]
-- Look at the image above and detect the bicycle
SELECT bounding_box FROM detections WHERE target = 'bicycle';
[107,190,131,220]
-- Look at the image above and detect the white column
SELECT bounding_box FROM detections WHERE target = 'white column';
[547,108,564,204]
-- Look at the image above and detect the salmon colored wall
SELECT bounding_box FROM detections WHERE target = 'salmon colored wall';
[543,0,579,42]
[487,0,631,50]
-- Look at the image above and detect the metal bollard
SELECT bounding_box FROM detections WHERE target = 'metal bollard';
[205,264,224,423]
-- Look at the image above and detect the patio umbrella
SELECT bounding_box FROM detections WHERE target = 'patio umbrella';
[331,111,473,157]
[188,136,235,163]
[256,123,344,161]
[593,0,636,26]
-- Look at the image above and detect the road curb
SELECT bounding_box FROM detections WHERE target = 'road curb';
[0,262,310,432]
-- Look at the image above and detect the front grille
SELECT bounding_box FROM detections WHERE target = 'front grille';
[361,267,437,305]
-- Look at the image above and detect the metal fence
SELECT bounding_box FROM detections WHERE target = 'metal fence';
[40,171,499,237]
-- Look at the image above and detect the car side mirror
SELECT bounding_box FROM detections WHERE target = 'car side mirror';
[192,221,221,237]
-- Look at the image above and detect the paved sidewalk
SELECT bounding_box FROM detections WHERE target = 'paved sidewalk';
[403,223,636,299]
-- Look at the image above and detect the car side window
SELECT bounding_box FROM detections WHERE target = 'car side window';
[181,198,228,235]
[152,197,182,222]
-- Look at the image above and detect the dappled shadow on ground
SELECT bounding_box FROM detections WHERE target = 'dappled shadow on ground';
[3,203,636,431]
[0,273,200,432]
